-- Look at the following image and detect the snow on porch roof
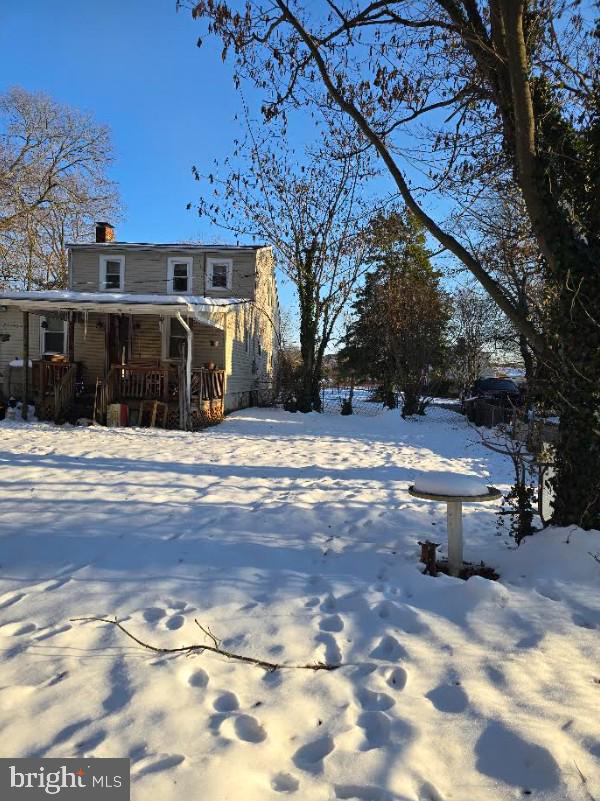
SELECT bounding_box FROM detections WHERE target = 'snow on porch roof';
[0,290,247,326]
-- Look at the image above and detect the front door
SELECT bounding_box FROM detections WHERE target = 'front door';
[106,314,131,370]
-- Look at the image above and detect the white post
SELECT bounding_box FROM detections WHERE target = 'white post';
[176,313,193,430]
[447,500,463,577]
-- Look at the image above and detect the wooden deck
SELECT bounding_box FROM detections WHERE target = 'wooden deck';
[9,360,225,428]
[99,364,225,428]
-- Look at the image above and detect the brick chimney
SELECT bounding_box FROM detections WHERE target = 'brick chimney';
[95,222,115,243]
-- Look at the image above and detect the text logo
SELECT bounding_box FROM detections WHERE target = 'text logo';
[0,759,130,799]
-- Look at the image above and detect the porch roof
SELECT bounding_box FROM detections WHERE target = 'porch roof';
[0,289,246,327]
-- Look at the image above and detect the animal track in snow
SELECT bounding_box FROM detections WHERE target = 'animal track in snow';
[0,592,25,610]
[213,691,239,712]
[187,668,209,688]
[0,621,37,636]
[134,753,185,778]
[75,729,107,753]
[351,663,377,679]
[374,601,396,620]
[292,735,335,772]
[102,660,133,714]
[357,711,391,749]
[142,607,166,623]
[34,624,71,642]
[425,682,469,714]
[335,784,390,801]
[315,633,342,665]
[319,614,344,633]
[356,688,395,711]
[386,667,408,691]
[419,780,446,801]
[271,772,299,793]
[369,635,406,662]
[165,614,185,630]
[234,714,266,743]
[320,594,337,612]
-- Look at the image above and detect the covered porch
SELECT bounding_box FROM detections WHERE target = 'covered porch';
[0,290,231,429]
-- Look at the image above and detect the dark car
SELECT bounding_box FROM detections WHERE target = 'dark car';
[470,377,522,405]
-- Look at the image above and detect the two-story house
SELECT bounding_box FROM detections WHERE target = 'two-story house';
[0,223,279,428]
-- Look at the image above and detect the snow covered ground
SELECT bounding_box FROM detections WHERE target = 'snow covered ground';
[0,406,598,801]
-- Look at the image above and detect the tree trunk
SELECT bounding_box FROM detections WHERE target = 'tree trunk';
[549,328,600,529]
[519,334,535,384]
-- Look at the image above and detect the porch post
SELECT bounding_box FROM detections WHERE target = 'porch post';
[176,313,193,430]
[68,313,75,362]
[22,311,29,420]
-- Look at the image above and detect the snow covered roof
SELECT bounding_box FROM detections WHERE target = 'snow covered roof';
[0,289,247,326]
[67,242,269,252]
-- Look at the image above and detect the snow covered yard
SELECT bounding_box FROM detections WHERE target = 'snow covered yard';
[0,407,598,801]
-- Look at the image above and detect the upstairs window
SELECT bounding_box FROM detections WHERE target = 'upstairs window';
[168,257,193,294]
[41,315,66,355]
[207,257,232,291]
[99,255,125,291]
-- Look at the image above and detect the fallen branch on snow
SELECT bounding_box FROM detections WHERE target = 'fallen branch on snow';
[71,616,341,673]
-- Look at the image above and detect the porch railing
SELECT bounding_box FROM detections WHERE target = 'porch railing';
[191,368,225,401]
[99,365,225,423]
[53,364,77,421]
[106,365,171,404]
[34,360,72,396]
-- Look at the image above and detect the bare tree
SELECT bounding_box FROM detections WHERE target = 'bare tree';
[186,1,600,529]
[453,184,544,383]
[193,121,373,411]
[449,284,515,399]
[0,87,119,289]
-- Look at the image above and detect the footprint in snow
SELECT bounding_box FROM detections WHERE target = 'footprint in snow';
[165,599,187,611]
[425,682,469,714]
[386,667,408,691]
[271,772,299,793]
[142,607,166,623]
[234,714,266,743]
[335,784,390,801]
[186,668,209,688]
[0,592,25,610]
[75,729,107,753]
[292,735,335,773]
[419,780,446,801]
[315,632,342,665]
[319,614,344,633]
[0,621,37,637]
[134,753,185,779]
[369,635,407,662]
[165,614,185,630]
[356,688,395,711]
[357,711,391,749]
[34,624,72,642]
[320,594,337,612]
[213,691,239,712]
[351,663,377,679]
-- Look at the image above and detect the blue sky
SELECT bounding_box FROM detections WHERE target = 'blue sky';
[0,0,303,316]
[1,1,234,241]
[0,0,465,341]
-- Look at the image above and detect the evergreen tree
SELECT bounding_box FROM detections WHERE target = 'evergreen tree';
[341,212,449,417]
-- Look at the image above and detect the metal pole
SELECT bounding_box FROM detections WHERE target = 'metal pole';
[447,500,463,576]
[22,311,29,420]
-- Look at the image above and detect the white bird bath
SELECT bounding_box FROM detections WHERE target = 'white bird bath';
[408,477,502,577]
